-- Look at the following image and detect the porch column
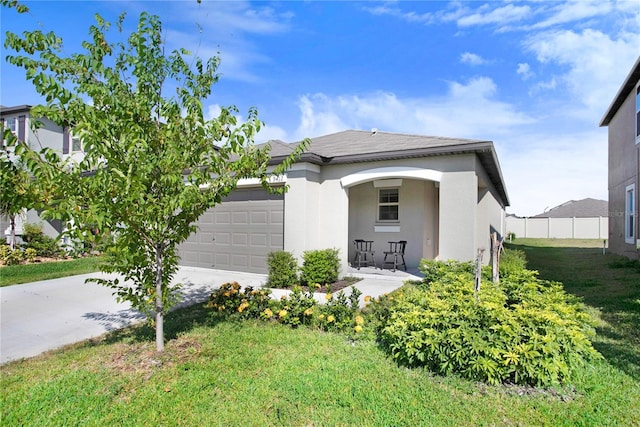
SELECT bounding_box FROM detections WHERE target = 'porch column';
[438,171,478,262]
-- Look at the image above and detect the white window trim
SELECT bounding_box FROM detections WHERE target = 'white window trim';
[377,187,399,223]
[625,184,636,244]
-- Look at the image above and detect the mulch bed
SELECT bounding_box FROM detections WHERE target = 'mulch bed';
[278,277,362,294]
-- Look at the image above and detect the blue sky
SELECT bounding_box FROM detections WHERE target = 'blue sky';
[2,1,639,216]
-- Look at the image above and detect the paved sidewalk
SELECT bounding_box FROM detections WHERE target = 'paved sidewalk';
[1,266,410,365]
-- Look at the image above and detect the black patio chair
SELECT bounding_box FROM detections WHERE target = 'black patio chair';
[352,239,377,269]
[383,240,407,272]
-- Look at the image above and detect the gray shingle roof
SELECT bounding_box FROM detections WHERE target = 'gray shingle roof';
[532,198,608,218]
[261,129,509,207]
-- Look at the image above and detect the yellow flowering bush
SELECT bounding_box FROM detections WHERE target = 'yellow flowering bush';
[206,282,272,318]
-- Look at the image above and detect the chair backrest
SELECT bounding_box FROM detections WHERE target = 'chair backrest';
[354,239,373,251]
[388,240,407,254]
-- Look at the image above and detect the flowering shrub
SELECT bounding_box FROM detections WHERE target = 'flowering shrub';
[0,246,25,265]
[207,280,367,336]
[317,287,362,332]
[206,282,272,319]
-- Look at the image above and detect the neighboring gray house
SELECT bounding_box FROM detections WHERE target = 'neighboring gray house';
[178,129,509,274]
[600,56,640,259]
[1,104,81,240]
[532,198,608,218]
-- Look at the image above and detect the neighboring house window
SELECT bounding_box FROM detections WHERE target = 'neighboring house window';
[636,86,640,144]
[626,184,636,244]
[378,188,399,221]
[6,117,17,135]
[71,137,82,152]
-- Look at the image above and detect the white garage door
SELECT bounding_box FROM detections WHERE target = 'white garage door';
[178,188,284,274]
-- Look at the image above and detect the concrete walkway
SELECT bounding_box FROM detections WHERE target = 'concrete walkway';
[1,266,413,364]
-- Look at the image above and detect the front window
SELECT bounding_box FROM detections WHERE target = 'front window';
[626,184,636,244]
[378,188,399,221]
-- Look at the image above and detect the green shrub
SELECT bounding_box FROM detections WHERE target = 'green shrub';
[2,248,25,265]
[300,248,340,285]
[21,223,64,258]
[0,245,10,262]
[24,247,37,262]
[499,248,528,277]
[419,259,474,285]
[379,262,600,387]
[267,251,299,288]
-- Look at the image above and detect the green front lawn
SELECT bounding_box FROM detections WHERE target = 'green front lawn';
[1,240,638,426]
[0,256,104,287]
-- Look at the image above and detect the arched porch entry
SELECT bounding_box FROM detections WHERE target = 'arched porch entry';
[341,167,442,270]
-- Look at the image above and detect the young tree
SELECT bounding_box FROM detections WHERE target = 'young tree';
[4,10,307,351]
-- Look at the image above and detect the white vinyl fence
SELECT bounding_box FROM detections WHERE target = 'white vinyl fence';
[506,216,608,239]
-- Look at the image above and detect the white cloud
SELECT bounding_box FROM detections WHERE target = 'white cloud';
[525,28,639,119]
[460,52,487,65]
[292,77,533,142]
[456,4,532,27]
[363,5,434,25]
[517,63,534,80]
[530,0,613,30]
[255,124,289,144]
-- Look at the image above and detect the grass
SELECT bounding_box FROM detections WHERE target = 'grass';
[506,238,640,382]
[0,256,104,287]
[1,239,639,426]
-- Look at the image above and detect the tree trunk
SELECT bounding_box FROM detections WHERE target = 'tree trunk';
[155,243,165,352]
[9,214,16,250]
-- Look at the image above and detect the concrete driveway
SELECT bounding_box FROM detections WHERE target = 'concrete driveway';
[1,266,410,365]
[0,267,267,364]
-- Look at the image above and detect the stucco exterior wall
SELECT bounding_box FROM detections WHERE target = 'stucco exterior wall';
[607,85,639,258]
[283,163,321,263]
[439,171,478,261]
[476,188,505,259]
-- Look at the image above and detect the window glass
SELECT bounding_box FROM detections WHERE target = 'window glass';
[72,137,82,152]
[378,188,399,221]
[626,185,636,243]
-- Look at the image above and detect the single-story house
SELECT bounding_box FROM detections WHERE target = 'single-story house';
[178,129,509,274]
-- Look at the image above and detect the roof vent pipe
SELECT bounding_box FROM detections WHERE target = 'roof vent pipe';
[371,128,378,135]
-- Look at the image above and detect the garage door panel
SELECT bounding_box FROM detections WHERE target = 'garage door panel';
[233,233,248,245]
[178,188,284,273]
[231,254,249,268]
[271,211,284,224]
[214,232,230,245]
[250,233,267,247]
[232,212,248,224]
[251,211,268,224]
[215,212,231,224]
